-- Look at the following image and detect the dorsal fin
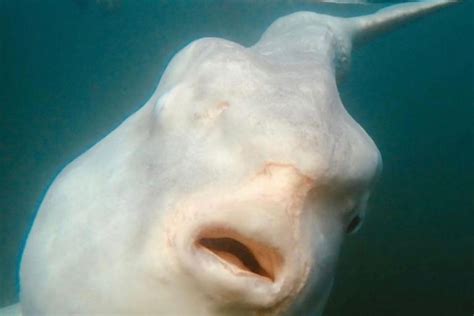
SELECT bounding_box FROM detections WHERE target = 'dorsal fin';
[253,1,458,78]
[347,0,458,46]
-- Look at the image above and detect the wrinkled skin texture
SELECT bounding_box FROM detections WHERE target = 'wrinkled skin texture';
[16,1,452,315]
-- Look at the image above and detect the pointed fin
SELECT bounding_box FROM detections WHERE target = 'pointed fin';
[348,0,458,46]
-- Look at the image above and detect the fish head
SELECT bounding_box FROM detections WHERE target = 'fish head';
[22,0,457,312]
[139,38,382,314]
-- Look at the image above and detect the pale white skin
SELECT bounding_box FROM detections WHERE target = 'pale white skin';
[7,1,453,315]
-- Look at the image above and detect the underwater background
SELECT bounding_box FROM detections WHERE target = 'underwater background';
[0,1,472,315]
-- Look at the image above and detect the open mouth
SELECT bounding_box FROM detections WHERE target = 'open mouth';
[195,227,283,282]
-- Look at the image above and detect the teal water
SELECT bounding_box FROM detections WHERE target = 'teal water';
[0,1,472,315]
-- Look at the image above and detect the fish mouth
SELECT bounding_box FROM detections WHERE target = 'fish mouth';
[195,227,283,282]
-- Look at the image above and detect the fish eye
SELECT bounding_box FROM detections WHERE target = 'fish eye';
[346,214,363,234]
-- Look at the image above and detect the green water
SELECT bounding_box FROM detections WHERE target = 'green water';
[0,1,472,315]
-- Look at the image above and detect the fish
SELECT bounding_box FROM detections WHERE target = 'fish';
[1,1,456,315]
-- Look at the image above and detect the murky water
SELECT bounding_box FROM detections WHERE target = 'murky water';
[1,1,472,315]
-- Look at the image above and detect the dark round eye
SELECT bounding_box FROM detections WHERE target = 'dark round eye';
[346,214,362,234]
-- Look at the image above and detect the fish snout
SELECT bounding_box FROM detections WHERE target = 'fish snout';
[194,226,283,283]
[168,164,316,310]
[173,221,310,311]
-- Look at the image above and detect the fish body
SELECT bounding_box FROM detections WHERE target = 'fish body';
[0,1,455,315]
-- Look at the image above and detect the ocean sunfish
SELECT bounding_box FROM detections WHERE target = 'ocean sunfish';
[2,1,455,315]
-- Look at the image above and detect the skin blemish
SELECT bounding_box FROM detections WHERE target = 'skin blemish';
[194,101,230,122]
[250,163,315,217]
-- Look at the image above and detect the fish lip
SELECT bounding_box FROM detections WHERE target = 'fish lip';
[193,226,284,283]
[174,222,292,308]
